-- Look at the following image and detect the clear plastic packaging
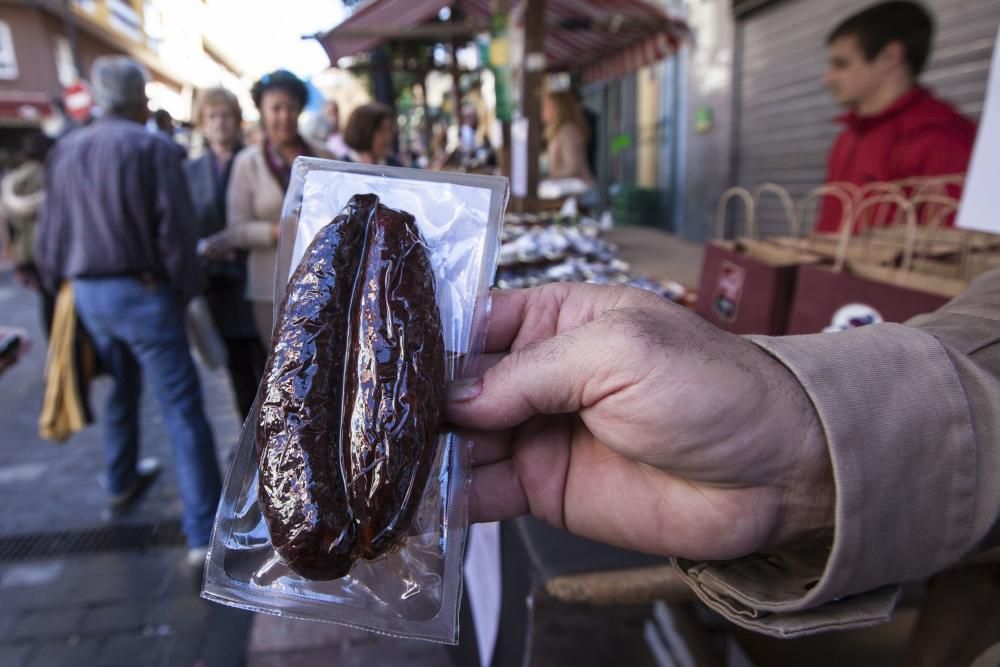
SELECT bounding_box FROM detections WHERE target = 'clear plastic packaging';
[202,158,509,644]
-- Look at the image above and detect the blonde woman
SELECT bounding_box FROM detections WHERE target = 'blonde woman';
[184,87,264,419]
[542,91,594,184]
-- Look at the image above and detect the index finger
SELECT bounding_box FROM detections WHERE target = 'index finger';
[482,283,633,354]
[482,289,532,353]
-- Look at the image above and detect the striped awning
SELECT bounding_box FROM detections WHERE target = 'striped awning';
[577,22,684,84]
[319,0,454,64]
[317,0,689,84]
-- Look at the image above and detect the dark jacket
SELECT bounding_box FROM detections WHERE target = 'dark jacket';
[818,87,977,233]
[183,149,258,339]
[37,115,201,303]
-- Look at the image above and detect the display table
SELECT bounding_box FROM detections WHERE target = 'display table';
[605,226,705,288]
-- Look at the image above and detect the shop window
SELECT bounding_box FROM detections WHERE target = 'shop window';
[55,37,79,87]
[108,0,142,41]
[143,1,164,52]
[0,22,18,80]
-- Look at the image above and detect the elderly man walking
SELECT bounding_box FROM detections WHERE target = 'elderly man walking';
[37,57,221,564]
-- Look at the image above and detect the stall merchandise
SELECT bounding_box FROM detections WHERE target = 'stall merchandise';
[498,211,690,303]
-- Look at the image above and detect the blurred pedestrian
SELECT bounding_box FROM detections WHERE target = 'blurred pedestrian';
[542,91,594,185]
[459,102,479,157]
[151,108,187,159]
[225,70,332,348]
[428,120,452,171]
[343,102,400,166]
[153,108,174,136]
[1,130,55,332]
[817,1,976,232]
[36,56,221,564]
[456,101,495,172]
[184,87,265,420]
[323,99,348,159]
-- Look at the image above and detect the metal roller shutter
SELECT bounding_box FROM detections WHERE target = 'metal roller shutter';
[734,0,1000,237]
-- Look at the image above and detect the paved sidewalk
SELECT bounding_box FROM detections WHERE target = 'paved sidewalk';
[0,270,244,537]
[0,267,253,666]
[244,614,448,667]
[0,550,252,667]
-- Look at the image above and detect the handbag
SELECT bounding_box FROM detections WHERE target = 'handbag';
[38,283,100,442]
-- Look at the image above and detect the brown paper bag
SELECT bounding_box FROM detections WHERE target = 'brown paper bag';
[874,195,1000,267]
[770,185,907,266]
[786,198,964,334]
[771,185,954,267]
[696,187,822,334]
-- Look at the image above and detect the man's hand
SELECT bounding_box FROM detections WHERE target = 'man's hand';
[199,230,236,262]
[447,283,834,562]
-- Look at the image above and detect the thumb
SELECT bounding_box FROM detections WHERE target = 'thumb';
[446,325,606,430]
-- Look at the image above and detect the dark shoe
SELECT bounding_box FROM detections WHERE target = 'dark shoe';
[107,457,162,509]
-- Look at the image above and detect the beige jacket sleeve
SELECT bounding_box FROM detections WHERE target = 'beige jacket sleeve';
[675,268,1000,637]
[226,148,278,248]
[1,162,45,218]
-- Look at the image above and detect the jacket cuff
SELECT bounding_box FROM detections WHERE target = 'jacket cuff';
[674,556,899,637]
[674,323,977,635]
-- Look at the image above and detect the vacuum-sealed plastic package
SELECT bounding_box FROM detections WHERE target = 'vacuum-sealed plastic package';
[202,158,508,644]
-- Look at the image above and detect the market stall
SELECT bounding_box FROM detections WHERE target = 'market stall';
[315,0,689,208]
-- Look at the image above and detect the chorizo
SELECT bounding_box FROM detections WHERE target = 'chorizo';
[257,193,445,580]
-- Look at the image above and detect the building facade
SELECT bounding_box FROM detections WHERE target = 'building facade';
[0,0,249,142]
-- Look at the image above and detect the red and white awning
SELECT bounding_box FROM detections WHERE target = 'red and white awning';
[319,0,453,64]
[578,24,683,84]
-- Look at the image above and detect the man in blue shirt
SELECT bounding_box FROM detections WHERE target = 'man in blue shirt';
[38,56,221,565]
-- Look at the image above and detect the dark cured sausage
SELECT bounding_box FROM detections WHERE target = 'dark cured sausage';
[256,195,369,580]
[257,193,445,580]
[341,202,445,559]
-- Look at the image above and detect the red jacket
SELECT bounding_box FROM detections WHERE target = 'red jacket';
[817,87,977,233]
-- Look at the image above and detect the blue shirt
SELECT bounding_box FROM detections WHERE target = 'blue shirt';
[37,115,201,303]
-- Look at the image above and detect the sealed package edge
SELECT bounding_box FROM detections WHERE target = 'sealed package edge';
[202,158,509,644]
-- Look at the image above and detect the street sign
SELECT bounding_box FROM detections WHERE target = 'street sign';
[63,81,93,122]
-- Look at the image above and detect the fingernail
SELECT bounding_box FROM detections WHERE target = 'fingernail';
[448,377,483,402]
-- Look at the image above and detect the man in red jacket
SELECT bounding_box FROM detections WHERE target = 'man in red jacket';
[817,1,977,233]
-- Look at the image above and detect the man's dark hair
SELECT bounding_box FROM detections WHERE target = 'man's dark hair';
[343,103,394,153]
[251,69,309,111]
[827,1,934,76]
[153,109,173,133]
